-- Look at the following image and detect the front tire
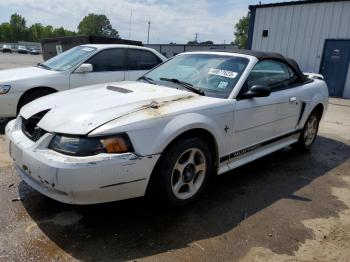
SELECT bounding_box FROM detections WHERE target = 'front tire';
[151,137,213,206]
[295,110,320,151]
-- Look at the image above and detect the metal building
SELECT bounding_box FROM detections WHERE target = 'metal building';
[41,36,142,60]
[144,44,237,58]
[248,0,350,98]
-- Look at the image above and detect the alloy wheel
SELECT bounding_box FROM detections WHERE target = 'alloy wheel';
[304,115,318,146]
[171,148,207,200]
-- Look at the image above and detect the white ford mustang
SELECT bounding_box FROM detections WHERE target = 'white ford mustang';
[5,50,329,206]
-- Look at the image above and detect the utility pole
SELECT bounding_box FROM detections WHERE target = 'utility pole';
[195,33,198,43]
[147,21,151,44]
[128,9,133,39]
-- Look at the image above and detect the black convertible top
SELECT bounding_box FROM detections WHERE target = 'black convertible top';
[215,49,284,60]
[210,49,307,81]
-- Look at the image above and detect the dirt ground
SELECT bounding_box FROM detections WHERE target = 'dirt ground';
[0,56,349,261]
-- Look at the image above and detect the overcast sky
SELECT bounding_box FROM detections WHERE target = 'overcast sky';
[0,0,284,44]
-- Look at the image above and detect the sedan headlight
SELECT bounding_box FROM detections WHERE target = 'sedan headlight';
[49,134,134,156]
[0,84,11,94]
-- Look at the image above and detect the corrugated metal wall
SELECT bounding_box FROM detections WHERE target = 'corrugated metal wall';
[251,1,350,73]
[145,44,237,58]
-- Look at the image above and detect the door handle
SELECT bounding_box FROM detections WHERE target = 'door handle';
[289,97,297,103]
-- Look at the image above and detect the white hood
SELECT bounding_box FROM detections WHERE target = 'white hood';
[0,66,59,82]
[20,81,206,135]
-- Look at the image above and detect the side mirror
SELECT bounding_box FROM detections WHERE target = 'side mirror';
[242,85,270,99]
[75,63,93,73]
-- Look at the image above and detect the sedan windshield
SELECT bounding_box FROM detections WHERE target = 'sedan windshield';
[143,53,249,98]
[39,46,97,71]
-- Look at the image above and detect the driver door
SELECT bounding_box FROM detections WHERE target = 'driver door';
[231,60,302,154]
[70,48,126,89]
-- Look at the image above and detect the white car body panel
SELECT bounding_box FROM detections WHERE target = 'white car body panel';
[0,44,166,118]
[69,70,126,88]
[5,120,159,204]
[5,51,329,204]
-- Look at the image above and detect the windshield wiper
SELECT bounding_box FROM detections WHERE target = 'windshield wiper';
[138,75,156,85]
[37,63,51,70]
[159,77,205,96]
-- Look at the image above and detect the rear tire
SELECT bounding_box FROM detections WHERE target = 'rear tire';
[149,137,213,206]
[294,110,320,151]
[17,89,55,114]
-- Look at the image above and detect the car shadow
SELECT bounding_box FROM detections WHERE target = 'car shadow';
[19,136,350,261]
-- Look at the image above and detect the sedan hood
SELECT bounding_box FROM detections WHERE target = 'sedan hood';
[0,66,59,82]
[21,81,200,135]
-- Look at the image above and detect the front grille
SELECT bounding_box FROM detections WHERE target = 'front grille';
[21,110,49,142]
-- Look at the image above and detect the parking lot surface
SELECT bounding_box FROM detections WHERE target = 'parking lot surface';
[0,55,349,261]
[0,52,43,70]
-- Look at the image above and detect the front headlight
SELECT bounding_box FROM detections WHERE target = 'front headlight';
[49,134,134,156]
[0,84,11,94]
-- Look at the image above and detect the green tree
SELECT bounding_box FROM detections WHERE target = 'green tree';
[233,14,249,49]
[53,27,66,37]
[10,13,27,41]
[43,25,54,38]
[200,40,214,45]
[64,29,76,37]
[78,13,119,38]
[29,23,44,41]
[187,40,214,45]
[187,40,198,45]
[0,13,114,42]
[0,23,12,42]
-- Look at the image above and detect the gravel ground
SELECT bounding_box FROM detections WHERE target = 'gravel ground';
[0,52,43,70]
[0,55,349,261]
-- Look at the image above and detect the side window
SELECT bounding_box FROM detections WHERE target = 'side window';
[288,66,300,84]
[246,60,295,92]
[127,49,162,70]
[86,49,125,72]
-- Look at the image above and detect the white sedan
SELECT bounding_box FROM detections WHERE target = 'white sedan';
[0,44,166,118]
[5,50,328,206]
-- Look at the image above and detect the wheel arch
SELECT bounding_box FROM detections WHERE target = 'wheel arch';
[312,103,324,119]
[150,112,223,165]
[160,128,219,168]
[17,86,57,114]
[303,102,324,126]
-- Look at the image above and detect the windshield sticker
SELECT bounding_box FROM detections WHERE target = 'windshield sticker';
[208,68,238,79]
[218,81,228,89]
[82,47,94,52]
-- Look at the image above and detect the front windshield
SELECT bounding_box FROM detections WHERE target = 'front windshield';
[143,53,249,98]
[40,46,97,71]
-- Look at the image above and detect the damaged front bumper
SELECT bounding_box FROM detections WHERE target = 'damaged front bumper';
[5,119,160,204]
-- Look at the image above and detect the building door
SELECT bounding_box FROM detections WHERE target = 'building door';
[320,39,350,97]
